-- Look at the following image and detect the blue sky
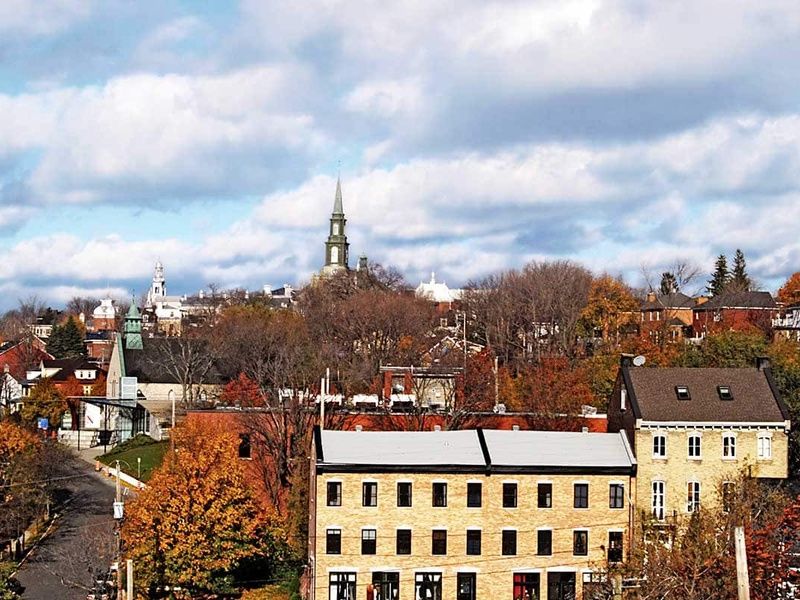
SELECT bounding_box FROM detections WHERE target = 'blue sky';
[2,0,800,308]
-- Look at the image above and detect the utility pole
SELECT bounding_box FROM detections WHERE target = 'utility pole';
[126,559,134,600]
[735,526,751,600]
[113,460,124,599]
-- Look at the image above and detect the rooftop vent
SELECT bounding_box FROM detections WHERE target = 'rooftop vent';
[675,385,691,401]
[433,425,441,432]
[355,425,363,432]
[512,425,520,431]
[717,386,733,401]
[582,426,589,433]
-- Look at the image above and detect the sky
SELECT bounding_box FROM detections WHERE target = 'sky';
[2,0,800,309]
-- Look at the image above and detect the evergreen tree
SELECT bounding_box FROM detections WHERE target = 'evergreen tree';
[731,248,751,291]
[46,317,85,358]
[659,272,678,295]
[707,254,730,296]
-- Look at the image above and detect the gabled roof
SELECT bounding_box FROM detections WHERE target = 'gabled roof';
[641,292,694,310]
[695,291,777,311]
[623,366,788,423]
[122,338,228,385]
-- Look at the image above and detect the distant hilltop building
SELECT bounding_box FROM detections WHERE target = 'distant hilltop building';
[415,272,462,312]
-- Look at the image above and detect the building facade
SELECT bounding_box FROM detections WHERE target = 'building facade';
[607,356,790,525]
[309,428,636,600]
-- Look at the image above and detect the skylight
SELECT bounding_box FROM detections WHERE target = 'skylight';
[675,385,691,400]
[718,386,733,400]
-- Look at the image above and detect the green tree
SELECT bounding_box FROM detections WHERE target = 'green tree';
[46,317,85,358]
[20,378,66,430]
[660,271,679,294]
[707,254,730,296]
[731,248,751,291]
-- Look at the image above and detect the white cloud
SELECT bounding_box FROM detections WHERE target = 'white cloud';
[0,0,93,36]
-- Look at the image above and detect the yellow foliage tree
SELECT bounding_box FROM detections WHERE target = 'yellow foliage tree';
[20,378,66,430]
[122,418,287,597]
[580,274,640,341]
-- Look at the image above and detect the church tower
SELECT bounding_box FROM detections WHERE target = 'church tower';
[322,178,350,275]
[123,299,143,350]
[147,261,166,307]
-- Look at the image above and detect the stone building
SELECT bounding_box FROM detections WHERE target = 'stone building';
[309,428,636,600]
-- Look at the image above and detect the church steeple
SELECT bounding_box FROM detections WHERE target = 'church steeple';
[147,260,166,307]
[323,177,350,274]
[123,297,143,350]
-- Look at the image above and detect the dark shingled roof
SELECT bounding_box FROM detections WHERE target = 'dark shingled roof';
[641,292,694,310]
[626,367,787,423]
[123,338,229,385]
[695,291,777,311]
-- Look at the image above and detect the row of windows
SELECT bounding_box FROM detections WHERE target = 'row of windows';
[651,433,772,460]
[327,481,625,510]
[650,480,734,519]
[324,528,624,562]
[329,571,597,600]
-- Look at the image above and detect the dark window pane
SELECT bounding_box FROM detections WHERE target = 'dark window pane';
[457,573,476,600]
[373,572,400,600]
[537,483,552,508]
[573,530,588,556]
[432,482,447,507]
[238,434,251,459]
[537,530,552,556]
[432,530,447,555]
[466,530,481,555]
[574,483,589,508]
[397,482,412,507]
[513,573,540,600]
[502,530,517,556]
[362,482,378,507]
[608,531,623,563]
[361,529,377,555]
[467,482,482,507]
[609,483,624,509]
[326,529,341,554]
[327,481,342,507]
[396,529,411,555]
[503,483,518,508]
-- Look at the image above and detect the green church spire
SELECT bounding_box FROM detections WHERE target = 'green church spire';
[123,297,143,350]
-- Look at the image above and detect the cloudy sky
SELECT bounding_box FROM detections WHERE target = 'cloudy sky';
[2,0,800,308]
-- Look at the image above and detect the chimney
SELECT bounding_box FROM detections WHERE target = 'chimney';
[646,291,656,303]
[434,425,441,432]
[756,356,771,371]
[512,425,520,431]
[620,354,634,368]
[355,425,363,432]
[582,426,589,433]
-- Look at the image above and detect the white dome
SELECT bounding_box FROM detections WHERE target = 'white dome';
[92,297,116,319]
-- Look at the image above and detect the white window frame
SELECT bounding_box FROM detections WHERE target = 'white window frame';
[722,433,737,460]
[686,481,701,513]
[688,433,702,459]
[757,432,772,460]
[652,480,665,521]
[652,433,667,459]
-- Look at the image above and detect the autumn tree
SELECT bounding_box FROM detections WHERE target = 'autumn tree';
[122,418,288,597]
[46,316,85,359]
[20,378,66,430]
[777,271,800,305]
[506,356,593,415]
[707,253,730,296]
[579,274,639,342]
[219,373,263,407]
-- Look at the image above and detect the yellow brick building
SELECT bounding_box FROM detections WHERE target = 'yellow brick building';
[309,428,637,600]
[608,357,790,524]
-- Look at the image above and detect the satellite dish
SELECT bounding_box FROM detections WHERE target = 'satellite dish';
[633,355,646,367]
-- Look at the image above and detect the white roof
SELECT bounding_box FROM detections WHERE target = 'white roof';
[415,272,462,303]
[320,429,485,467]
[92,297,116,319]
[318,429,635,470]
[481,430,635,469]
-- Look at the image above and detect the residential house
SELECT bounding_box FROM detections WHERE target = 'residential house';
[607,356,790,525]
[309,428,636,600]
[639,292,694,342]
[691,290,778,338]
[0,340,52,414]
[772,302,800,341]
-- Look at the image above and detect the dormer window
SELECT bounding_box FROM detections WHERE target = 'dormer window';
[675,385,691,400]
[717,386,733,400]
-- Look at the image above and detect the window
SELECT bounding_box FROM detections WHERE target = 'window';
[537,482,552,508]
[238,434,251,459]
[466,530,481,555]
[608,531,624,563]
[326,481,341,507]
[503,482,518,508]
[722,482,736,513]
[466,482,482,508]
[537,529,552,556]
[609,483,625,509]
[329,572,356,600]
[653,434,667,458]
[502,530,517,555]
[717,385,733,400]
[361,529,377,554]
[621,388,627,411]
[456,573,476,600]
[758,434,772,459]
[396,529,411,555]
[439,317,449,328]
[362,482,377,507]
[687,481,701,513]
[675,385,691,400]
[372,572,399,600]
[397,482,412,507]
[574,483,589,508]
[432,529,447,555]
[652,481,665,520]
[723,434,736,459]
[82,385,92,396]
[326,529,341,554]
[432,482,447,507]
[548,573,576,600]
[513,573,540,600]
[414,573,442,600]
[688,434,702,459]
[573,530,588,556]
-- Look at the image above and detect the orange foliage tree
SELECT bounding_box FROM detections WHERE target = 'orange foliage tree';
[220,373,264,407]
[505,356,593,414]
[580,274,639,341]
[777,272,800,305]
[122,418,288,597]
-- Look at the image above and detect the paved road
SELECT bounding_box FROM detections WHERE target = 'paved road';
[16,452,121,600]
